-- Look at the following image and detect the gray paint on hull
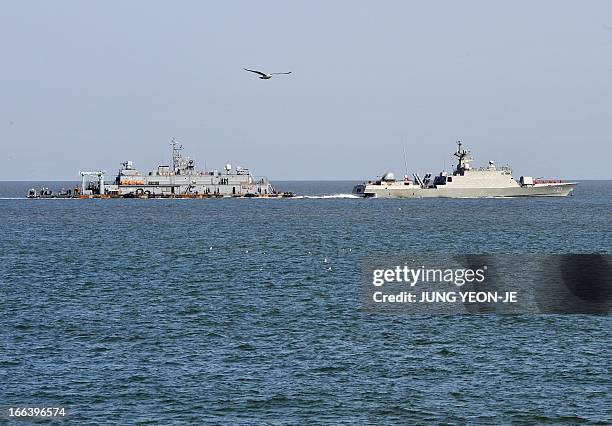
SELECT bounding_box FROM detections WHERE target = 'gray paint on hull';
[356,183,576,198]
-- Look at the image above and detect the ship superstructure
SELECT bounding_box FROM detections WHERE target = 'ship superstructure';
[353,141,577,198]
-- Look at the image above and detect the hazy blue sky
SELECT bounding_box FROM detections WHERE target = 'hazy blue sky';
[1,0,611,180]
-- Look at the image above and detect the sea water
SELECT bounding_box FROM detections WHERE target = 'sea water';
[1,181,610,423]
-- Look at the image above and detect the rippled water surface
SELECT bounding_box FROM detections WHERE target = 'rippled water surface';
[1,181,611,423]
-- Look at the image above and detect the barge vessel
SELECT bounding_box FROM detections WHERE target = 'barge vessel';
[28,139,294,199]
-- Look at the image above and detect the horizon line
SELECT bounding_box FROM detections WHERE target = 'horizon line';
[0,178,610,182]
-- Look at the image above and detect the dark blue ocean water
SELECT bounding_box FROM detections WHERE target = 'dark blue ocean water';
[1,181,611,424]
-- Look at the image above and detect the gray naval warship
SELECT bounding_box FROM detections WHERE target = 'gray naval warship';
[353,141,577,198]
[28,139,294,198]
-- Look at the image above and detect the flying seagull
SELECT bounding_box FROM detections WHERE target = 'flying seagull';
[243,68,292,79]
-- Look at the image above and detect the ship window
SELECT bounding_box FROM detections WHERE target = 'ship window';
[434,176,446,185]
[447,177,453,182]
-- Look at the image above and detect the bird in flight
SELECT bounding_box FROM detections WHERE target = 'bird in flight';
[243,68,292,80]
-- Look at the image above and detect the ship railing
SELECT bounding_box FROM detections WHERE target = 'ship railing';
[533,178,563,184]
[470,165,512,171]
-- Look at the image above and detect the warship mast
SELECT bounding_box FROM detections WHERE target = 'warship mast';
[171,137,184,174]
[453,140,472,173]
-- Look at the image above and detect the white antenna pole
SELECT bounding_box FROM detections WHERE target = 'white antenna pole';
[403,137,408,177]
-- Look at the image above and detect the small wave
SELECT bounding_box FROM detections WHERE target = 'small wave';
[293,193,359,199]
[237,342,256,351]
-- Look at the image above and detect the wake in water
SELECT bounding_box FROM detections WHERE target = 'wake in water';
[292,193,359,199]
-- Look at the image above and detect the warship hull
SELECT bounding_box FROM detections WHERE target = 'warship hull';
[353,182,576,198]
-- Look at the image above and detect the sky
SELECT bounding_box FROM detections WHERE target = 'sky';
[1,0,611,180]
